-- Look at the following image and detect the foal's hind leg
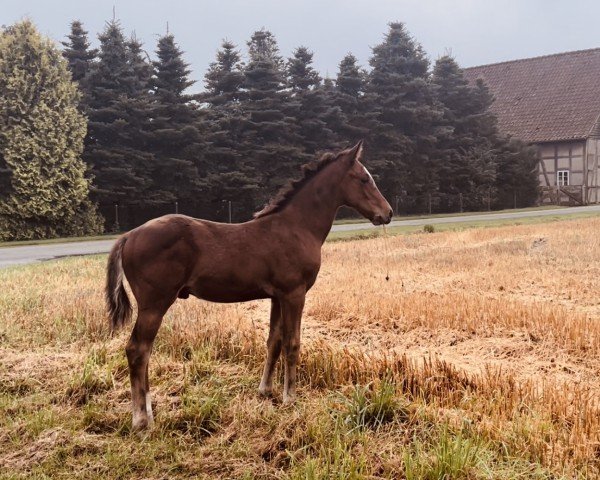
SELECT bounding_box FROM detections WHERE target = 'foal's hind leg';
[259,299,282,397]
[126,304,171,431]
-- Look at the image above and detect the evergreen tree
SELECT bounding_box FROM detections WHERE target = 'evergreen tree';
[239,29,308,211]
[333,53,367,142]
[286,46,339,153]
[431,55,496,209]
[336,54,363,102]
[126,35,152,93]
[287,46,321,92]
[150,33,203,205]
[322,76,335,90]
[364,22,442,209]
[202,40,255,219]
[432,56,537,210]
[154,34,195,101]
[0,20,102,240]
[494,138,539,208]
[84,20,156,211]
[204,40,244,105]
[61,20,97,83]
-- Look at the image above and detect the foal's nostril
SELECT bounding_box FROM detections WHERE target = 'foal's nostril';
[373,214,384,225]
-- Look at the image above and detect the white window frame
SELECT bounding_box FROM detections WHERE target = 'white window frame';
[557,170,569,187]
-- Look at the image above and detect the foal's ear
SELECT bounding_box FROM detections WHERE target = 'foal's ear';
[346,140,364,163]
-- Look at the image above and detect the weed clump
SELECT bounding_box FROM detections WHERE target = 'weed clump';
[336,380,408,432]
[162,390,224,439]
[404,425,482,480]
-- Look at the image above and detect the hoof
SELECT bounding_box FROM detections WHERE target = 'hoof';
[258,387,273,398]
[132,414,152,432]
[282,393,296,405]
[132,419,148,432]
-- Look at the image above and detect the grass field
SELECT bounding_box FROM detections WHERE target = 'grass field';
[327,209,600,241]
[2,217,600,478]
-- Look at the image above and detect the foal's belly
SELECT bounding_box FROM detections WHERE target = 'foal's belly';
[192,285,270,303]
[189,274,271,303]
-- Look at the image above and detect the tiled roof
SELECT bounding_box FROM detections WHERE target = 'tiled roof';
[463,48,600,143]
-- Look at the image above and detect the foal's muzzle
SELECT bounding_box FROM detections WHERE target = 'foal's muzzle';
[372,209,393,226]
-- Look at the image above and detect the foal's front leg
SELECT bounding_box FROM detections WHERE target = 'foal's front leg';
[258,298,282,397]
[280,290,306,404]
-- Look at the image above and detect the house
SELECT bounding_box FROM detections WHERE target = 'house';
[463,48,600,205]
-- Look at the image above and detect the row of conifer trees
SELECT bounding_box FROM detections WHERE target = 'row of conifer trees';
[63,19,537,226]
[0,19,538,238]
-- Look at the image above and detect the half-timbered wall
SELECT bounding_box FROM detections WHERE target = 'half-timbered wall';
[537,139,600,204]
[538,141,585,187]
[585,137,600,203]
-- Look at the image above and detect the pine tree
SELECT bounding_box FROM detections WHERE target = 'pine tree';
[287,46,321,92]
[494,138,538,208]
[84,20,156,213]
[431,55,495,210]
[336,54,363,101]
[333,53,367,142]
[62,20,97,83]
[202,40,254,220]
[126,35,152,94]
[204,40,244,105]
[0,20,102,240]
[432,56,537,210]
[364,22,442,210]
[286,46,339,153]
[150,33,202,205]
[239,29,308,211]
[153,34,195,101]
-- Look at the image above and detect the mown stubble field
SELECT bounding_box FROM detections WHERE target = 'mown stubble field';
[1,218,600,479]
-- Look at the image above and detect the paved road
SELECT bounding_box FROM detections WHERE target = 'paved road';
[2,205,600,269]
[0,239,116,269]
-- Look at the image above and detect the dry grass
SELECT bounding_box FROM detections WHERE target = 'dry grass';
[2,218,600,478]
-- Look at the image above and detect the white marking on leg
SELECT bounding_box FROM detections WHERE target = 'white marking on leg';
[146,392,154,426]
[132,402,146,431]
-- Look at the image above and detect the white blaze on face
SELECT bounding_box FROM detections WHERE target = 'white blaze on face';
[362,165,374,184]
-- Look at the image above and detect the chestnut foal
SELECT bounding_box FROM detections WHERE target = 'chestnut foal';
[106,141,392,430]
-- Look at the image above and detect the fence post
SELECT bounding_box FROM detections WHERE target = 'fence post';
[459,193,463,213]
[513,191,517,209]
[428,193,432,215]
[114,203,120,232]
[175,201,179,214]
[488,186,492,211]
[228,201,232,223]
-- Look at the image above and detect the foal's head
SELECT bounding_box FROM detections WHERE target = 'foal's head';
[338,141,393,225]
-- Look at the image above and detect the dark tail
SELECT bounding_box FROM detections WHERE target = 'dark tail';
[106,236,132,332]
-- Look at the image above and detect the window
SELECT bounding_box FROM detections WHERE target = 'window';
[557,170,569,186]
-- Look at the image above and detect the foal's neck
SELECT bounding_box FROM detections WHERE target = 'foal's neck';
[279,163,344,244]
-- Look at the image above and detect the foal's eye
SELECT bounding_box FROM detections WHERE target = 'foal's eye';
[360,177,370,184]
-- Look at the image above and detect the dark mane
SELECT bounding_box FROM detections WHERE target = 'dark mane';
[253,151,342,219]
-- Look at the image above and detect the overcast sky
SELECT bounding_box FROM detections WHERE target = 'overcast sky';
[4,0,600,91]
